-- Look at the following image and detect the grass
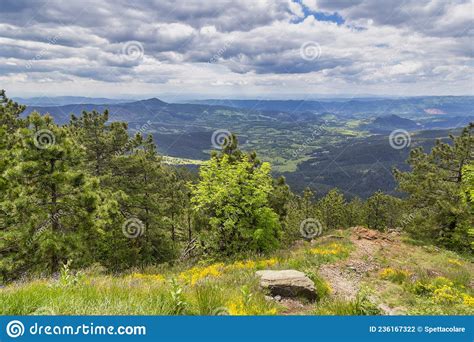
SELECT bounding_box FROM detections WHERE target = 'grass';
[314,288,381,315]
[365,235,474,315]
[0,239,352,315]
[0,273,278,315]
[1,228,473,316]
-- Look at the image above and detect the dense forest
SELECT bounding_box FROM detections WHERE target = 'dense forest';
[0,90,472,284]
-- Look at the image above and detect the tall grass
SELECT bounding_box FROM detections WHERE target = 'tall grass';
[314,289,381,315]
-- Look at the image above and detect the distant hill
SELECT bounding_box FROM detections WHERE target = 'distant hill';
[13,96,134,106]
[190,96,474,118]
[22,97,303,125]
[363,114,420,133]
[23,96,474,125]
[23,97,226,125]
[373,114,418,128]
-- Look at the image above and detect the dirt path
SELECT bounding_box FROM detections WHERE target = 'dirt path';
[278,227,403,314]
[318,227,394,300]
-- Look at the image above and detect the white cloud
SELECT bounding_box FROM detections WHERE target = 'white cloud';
[0,0,472,97]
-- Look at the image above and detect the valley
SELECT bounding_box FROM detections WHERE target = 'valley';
[21,96,474,198]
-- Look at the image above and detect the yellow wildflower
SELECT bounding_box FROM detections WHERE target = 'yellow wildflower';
[226,299,277,315]
[447,258,463,267]
[227,299,248,315]
[257,258,278,268]
[462,294,474,306]
[432,276,454,288]
[432,285,463,305]
[310,243,348,257]
[178,263,224,285]
[225,258,279,271]
[379,268,410,283]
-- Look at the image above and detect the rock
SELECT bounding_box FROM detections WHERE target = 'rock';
[353,226,393,241]
[264,295,274,302]
[256,270,317,301]
[264,295,283,302]
[427,269,442,278]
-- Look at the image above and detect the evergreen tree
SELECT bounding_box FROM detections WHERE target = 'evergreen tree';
[461,164,474,250]
[162,167,196,244]
[394,124,473,249]
[69,110,130,177]
[317,189,346,230]
[0,90,27,200]
[0,91,27,280]
[282,188,316,243]
[364,191,401,231]
[107,134,175,267]
[268,176,291,224]
[2,112,117,278]
[345,197,365,227]
[302,187,316,219]
[0,90,27,132]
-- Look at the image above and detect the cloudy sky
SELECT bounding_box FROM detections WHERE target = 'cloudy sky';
[1,0,473,100]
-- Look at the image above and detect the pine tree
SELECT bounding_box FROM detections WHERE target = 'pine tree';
[0,91,28,280]
[268,176,291,224]
[0,90,27,197]
[69,110,130,177]
[317,189,346,230]
[345,197,365,227]
[162,168,194,243]
[394,124,473,249]
[461,164,474,250]
[0,90,27,132]
[282,188,315,243]
[2,112,117,278]
[108,134,175,267]
[302,187,315,219]
[364,191,401,231]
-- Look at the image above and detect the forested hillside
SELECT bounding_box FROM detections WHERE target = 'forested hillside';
[21,96,474,198]
[0,90,472,315]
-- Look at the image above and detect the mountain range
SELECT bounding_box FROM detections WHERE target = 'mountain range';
[19,95,473,198]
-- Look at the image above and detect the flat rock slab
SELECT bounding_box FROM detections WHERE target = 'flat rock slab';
[256,270,317,301]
